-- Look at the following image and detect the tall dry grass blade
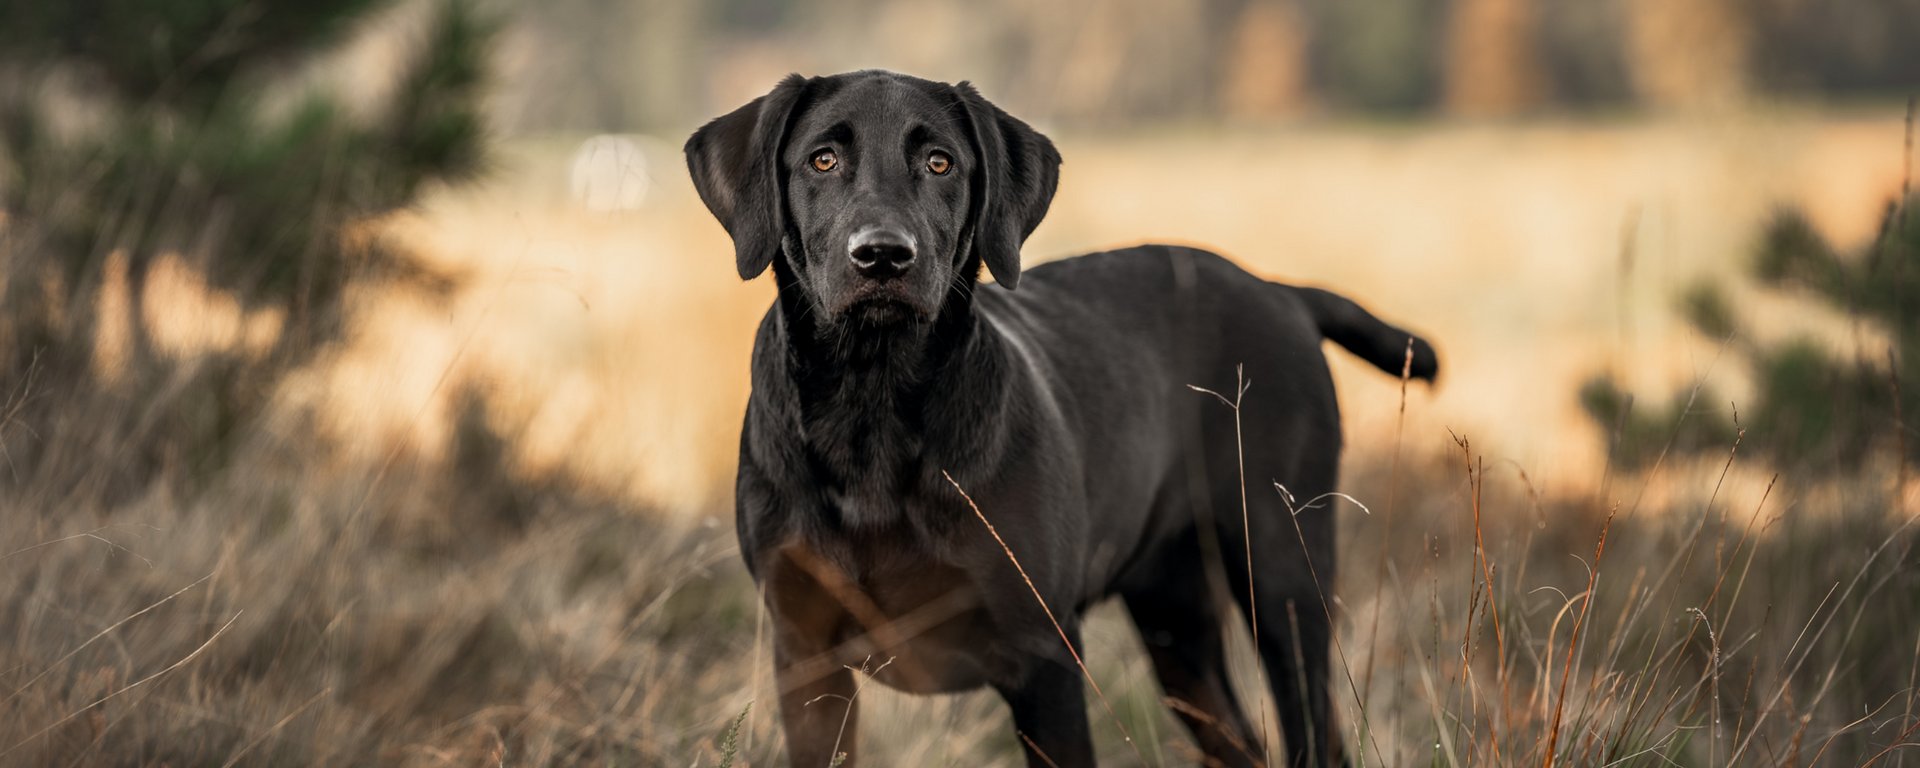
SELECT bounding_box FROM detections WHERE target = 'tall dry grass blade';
[0,349,44,483]
[2,524,155,567]
[1890,95,1914,513]
[1165,697,1263,767]
[1687,607,1721,766]
[1633,410,1743,712]
[2,611,243,758]
[1467,452,1508,766]
[1542,506,1617,768]
[1794,553,1913,760]
[1285,602,1316,765]
[941,470,1146,765]
[1695,473,1775,633]
[1394,561,1463,768]
[1623,338,1735,524]
[1273,482,1385,763]
[1189,365,1274,767]
[1599,206,1643,512]
[807,656,890,768]
[1019,733,1065,768]
[1896,95,1912,210]
[752,582,768,760]
[1807,693,1908,767]
[218,685,333,768]
[1861,709,1920,768]
[1904,625,1920,768]
[1892,346,1907,515]
[1726,514,1920,765]
[1359,338,1417,742]
[1445,432,1488,758]
[0,571,210,707]
[782,546,921,686]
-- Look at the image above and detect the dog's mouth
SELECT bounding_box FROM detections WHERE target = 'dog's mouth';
[835,283,931,325]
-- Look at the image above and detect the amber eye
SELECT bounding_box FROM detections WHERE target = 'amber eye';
[811,150,837,173]
[927,152,952,175]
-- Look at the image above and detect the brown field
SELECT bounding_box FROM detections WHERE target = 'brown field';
[5,111,1917,766]
[336,109,1910,509]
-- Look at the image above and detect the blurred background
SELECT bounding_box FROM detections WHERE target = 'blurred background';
[2,1,1916,765]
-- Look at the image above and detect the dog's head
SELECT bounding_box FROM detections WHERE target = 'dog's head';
[686,71,1059,326]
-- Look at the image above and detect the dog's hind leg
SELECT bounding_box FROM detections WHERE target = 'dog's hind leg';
[1221,462,1348,768]
[1247,587,1343,768]
[1124,547,1264,768]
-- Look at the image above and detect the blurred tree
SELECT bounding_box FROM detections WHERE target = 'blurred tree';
[1582,197,1920,474]
[1535,0,1633,108]
[0,0,495,497]
[1301,0,1446,114]
[1444,0,1543,116]
[1747,0,1920,99]
[475,0,1917,133]
[1222,0,1313,119]
[1621,0,1750,109]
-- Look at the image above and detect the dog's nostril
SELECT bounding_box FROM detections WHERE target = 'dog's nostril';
[851,243,914,269]
[848,230,917,276]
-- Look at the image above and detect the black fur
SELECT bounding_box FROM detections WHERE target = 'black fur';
[686,70,1438,768]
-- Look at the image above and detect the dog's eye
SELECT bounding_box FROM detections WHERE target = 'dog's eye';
[927,152,952,175]
[811,150,837,173]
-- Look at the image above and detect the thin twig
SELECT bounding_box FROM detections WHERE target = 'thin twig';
[1190,365,1275,766]
[1688,607,1721,766]
[218,686,334,768]
[807,656,891,767]
[1543,506,1617,768]
[1361,339,1416,719]
[942,471,1145,765]
[0,572,211,707]
[1019,732,1066,768]
[1274,482,1386,763]
[2,611,243,758]
[1726,514,1920,764]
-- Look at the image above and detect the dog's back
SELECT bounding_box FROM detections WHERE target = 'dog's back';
[976,244,1435,601]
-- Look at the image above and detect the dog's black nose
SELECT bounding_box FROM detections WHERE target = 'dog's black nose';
[848,228,916,279]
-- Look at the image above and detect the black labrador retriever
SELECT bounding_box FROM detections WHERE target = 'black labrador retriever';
[685,70,1437,768]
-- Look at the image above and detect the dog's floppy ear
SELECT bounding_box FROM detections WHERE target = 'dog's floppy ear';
[954,82,1060,290]
[685,74,811,280]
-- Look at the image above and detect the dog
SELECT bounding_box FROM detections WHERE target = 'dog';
[686,70,1437,768]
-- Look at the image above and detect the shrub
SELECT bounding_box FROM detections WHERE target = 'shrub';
[0,0,494,498]
[1582,197,1918,473]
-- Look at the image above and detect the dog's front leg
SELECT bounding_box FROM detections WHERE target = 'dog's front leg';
[761,542,865,766]
[774,638,858,768]
[998,648,1097,768]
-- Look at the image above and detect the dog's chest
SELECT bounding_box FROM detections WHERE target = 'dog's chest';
[850,559,1005,693]
[770,538,1012,694]
[788,374,942,523]
[823,481,906,527]
[809,429,927,527]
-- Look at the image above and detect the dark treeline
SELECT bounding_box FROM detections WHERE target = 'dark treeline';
[501,0,1920,133]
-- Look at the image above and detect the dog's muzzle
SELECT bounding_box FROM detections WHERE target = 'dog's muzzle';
[848,227,917,280]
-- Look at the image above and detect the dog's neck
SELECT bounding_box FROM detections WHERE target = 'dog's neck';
[762,258,1006,529]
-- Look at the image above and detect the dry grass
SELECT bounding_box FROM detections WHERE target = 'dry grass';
[5,385,1913,766]
[3,112,1918,766]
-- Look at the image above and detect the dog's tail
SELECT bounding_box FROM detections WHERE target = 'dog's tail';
[1296,287,1439,382]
